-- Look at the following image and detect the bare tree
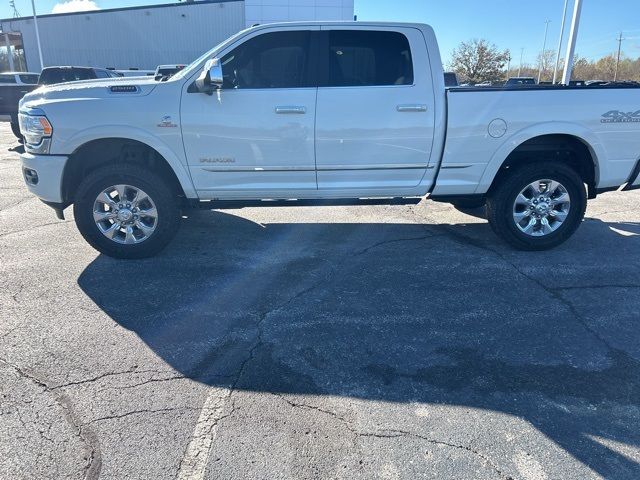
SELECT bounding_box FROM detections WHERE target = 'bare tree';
[536,49,556,82]
[449,39,510,84]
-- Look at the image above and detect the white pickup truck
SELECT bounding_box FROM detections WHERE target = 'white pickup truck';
[19,22,640,258]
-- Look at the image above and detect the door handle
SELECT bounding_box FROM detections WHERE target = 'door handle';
[397,104,428,112]
[275,106,306,114]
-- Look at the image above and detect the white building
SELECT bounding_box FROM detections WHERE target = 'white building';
[0,0,354,72]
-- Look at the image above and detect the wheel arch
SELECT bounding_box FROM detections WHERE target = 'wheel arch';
[61,133,197,204]
[478,124,603,196]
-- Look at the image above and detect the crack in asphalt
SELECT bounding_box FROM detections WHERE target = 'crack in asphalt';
[0,196,34,212]
[0,356,102,480]
[87,406,201,424]
[553,284,640,290]
[0,220,74,239]
[50,367,179,390]
[354,234,437,255]
[272,393,512,479]
[420,212,620,353]
[361,429,513,480]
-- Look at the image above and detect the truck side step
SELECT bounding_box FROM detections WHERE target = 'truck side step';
[186,197,423,210]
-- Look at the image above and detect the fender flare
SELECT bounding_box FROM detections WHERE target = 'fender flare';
[475,122,605,194]
[61,125,197,198]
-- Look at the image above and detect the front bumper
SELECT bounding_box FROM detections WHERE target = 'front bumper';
[20,152,68,203]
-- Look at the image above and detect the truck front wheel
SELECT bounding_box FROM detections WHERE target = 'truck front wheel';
[10,121,23,141]
[486,162,587,250]
[73,165,180,259]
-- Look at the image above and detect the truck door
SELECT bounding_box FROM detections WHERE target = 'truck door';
[315,27,436,190]
[181,27,319,197]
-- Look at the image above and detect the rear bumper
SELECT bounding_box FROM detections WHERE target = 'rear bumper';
[20,152,68,203]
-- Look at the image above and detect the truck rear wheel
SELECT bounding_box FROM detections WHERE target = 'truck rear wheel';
[73,165,180,259]
[486,162,586,250]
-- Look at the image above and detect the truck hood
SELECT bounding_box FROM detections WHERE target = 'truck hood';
[20,76,159,109]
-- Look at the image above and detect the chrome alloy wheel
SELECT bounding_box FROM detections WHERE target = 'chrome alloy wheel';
[512,179,571,236]
[92,184,158,244]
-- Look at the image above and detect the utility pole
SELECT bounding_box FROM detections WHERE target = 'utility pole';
[614,32,625,82]
[518,48,524,77]
[553,0,569,84]
[30,0,44,70]
[506,52,511,76]
[562,0,583,85]
[537,20,551,83]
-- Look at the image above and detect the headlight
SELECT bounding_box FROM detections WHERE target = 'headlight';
[19,107,53,154]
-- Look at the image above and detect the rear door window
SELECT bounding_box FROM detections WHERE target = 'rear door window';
[326,30,413,87]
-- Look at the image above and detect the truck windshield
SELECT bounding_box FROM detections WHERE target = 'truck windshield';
[39,68,94,85]
[170,28,252,82]
[19,74,39,84]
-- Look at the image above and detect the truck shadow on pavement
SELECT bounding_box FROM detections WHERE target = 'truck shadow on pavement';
[78,210,640,478]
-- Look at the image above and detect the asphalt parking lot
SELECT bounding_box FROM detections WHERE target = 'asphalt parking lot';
[1,122,639,480]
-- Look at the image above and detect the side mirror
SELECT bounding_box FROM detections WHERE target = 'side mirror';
[195,58,223,94]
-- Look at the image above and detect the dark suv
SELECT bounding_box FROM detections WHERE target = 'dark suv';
[38,66,121,86]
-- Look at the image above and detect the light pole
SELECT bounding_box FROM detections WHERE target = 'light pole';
[553,0,569,84]
[562,0,583,85]
[518,48,524,77]
[30,0,44,70]
[614,32,625,81]
[537,20,551,84]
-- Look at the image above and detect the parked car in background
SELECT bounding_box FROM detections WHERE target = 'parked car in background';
[114,69,155,77]
[505,77,536,86]
[154,64,187,80]
[38,66,121,86]
[444,71,458,87]
[0,72,40,139]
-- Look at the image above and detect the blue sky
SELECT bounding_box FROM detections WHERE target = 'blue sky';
[1,0,639,65]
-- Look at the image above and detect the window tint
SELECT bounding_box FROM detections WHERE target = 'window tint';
[18,74,39,84]
[328,30,413,87]
[0,74,16,84]
[95,70,110,78]
[221,31,311,89]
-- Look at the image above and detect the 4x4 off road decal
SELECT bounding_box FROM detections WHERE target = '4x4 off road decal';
[601,110,640,123]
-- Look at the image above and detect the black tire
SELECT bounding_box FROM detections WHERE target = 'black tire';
[74,164,180,259]
[10,121,23,140]
[486,162,587,251]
